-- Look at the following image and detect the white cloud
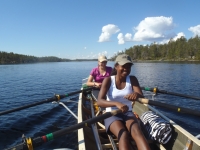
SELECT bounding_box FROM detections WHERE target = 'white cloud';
[159,39,169,44]
[161,32,185,43]
[117,33,133,44]
[84,47,87,50]
[124,33,132,41]
[97,16,189,50]
[98,51,108,56]
[117,33,125,44]
[188,25,200,36]
[133,16,176,42]
[159,32,185,44]
[75,51,109,59]
[86,54,97,59]
[98,24,120,42]
[173,32,185,41]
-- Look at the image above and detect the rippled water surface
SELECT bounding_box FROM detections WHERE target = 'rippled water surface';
[0,61,200,149]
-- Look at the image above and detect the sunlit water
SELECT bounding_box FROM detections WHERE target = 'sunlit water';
[0,61,200,149]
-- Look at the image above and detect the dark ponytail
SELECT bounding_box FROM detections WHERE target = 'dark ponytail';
[111,63,118,75]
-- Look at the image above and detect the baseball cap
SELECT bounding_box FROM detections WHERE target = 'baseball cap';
[98,55,108,62]
[115,54,133,65]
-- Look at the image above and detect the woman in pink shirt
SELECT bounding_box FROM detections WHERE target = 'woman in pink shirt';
[86,55,112,88]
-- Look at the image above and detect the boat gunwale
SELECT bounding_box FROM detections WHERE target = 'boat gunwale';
[78,88,86,150]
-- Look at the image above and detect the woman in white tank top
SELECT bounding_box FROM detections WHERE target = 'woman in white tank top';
[97,54,150,150]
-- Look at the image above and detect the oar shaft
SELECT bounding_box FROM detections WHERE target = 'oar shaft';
[158,90,200,100]
[0,87,93,116]
[66,88,91,96]
[53,109,121,138]
[0,97,56,116]
[137,98,200,117]
[141,87,200,100]
[5,109,122,150]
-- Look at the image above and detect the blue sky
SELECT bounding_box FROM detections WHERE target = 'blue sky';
[1,0,200,59]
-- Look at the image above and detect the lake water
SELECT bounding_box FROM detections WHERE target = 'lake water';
[0,61,200,150]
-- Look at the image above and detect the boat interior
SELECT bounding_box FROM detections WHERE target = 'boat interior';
[78,89,200,150]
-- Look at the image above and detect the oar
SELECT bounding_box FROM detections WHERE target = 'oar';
[0,87,93,116]
[136,98,200,117]
[5,109,122,150]
[141,87,200,100]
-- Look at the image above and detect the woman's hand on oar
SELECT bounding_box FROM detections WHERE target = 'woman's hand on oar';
[141,87,200,100]
[0,87,93,116]
[136,98,200,117]
[5,109,122,150]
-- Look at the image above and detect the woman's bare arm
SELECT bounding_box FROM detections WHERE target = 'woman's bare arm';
[124,76,144,100]
[131,76,143,96]
[86,75,102,87]
[86,75,94,86]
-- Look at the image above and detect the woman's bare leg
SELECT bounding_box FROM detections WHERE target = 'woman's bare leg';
[126,119,150,150]
[109,120,132,150]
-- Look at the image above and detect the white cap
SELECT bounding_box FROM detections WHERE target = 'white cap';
[98,55,108,62]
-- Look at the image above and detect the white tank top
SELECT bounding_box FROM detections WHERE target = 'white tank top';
[106,75,133,112]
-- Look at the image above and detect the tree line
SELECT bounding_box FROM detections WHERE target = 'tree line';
[111,35,200,61]
[1,35,200,64]
[0,52,70,64]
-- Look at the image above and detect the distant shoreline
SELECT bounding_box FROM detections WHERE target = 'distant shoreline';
[1,51,200,65]
[133,59,200,62]
[1,59,200,65]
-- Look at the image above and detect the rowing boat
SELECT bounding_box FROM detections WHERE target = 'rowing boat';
[3,85,200,150]
[77,87,200,150]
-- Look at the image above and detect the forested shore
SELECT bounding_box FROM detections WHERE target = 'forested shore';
[0,51,99,64]
[0,51,71,64]
[1,36,200,64]
[111,36,200,61]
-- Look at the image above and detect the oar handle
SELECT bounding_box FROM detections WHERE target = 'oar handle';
[136,98,200,117]
[136,98,149,104]
[141,87,156,93]
[5,109,122,150]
